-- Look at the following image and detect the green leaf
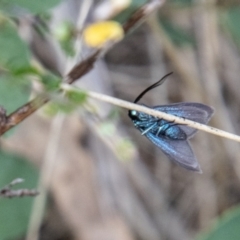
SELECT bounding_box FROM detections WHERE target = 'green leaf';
[54,21,75,57]
[41,72,61,92]
[43,88,87,116]
[0,21,31,72]
[43,100,76,116]
[0,150,39,239]
[222,7,240,48]
[196,205,240,240]
[66,89,88,105]
[0,75,31,114]
[13,66,42,76]
[0,0,62,15]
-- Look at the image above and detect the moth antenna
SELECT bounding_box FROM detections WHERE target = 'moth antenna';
[133,72,173,103]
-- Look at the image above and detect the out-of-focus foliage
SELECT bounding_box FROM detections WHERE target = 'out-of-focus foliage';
[217,0,240,8]
[53,21,75,57]
[0,21,31,72]
[66,88,88,105]
[0,5,41,238]
[222,7,240,48]
[0,20,32,115]
[160,18,194,47]
[0,0,62,15]
[43,100,76,116]
[1,0,240,239]
[169,0,193,7]
[196,206,240,240]
[0,151,38,239]
[43,87,88,117]
[41,72,61,92]
[0,76,30,114]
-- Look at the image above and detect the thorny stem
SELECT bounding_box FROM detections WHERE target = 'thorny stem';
[0,0,165,136]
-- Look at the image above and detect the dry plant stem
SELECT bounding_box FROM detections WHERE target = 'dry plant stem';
[0,96,48,134]
[25,0,94,237]
[27,2,93,239]
[0,189,39,198]
[26,114,65,240]
[26,0,95,236]
[65,50,100,84]
[68,0,93,66]
[122,0,165,33]
[0,0,165,136]
[192,0,219,228]
[0,178,39,198]
[61,84,240,143]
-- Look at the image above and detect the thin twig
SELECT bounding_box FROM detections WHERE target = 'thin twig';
[61,84,240,143]
[0,0,165,136]
[26,114,64,240]
[0,178,39,198]
[122,0,164,33]
[26,1,95,238]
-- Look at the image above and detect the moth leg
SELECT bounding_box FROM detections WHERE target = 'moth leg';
[158,122,188,140]
[160,118,188,132]
[141,122,157,135]
[156,119,175,136]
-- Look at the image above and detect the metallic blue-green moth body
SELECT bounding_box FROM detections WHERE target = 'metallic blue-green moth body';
[129,73,213,172]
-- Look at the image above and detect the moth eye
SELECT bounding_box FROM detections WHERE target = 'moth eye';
[131,110,137,116]
[129,110,139,120]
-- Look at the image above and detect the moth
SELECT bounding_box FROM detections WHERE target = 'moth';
[128,73,214,172]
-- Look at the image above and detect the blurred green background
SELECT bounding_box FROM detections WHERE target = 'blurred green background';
[1,0,240,239]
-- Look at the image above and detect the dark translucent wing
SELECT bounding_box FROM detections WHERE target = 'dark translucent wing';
[153,102,214,138]
[145,132,201,172]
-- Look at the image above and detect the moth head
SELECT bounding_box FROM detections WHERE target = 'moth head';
[128,110,140,121]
